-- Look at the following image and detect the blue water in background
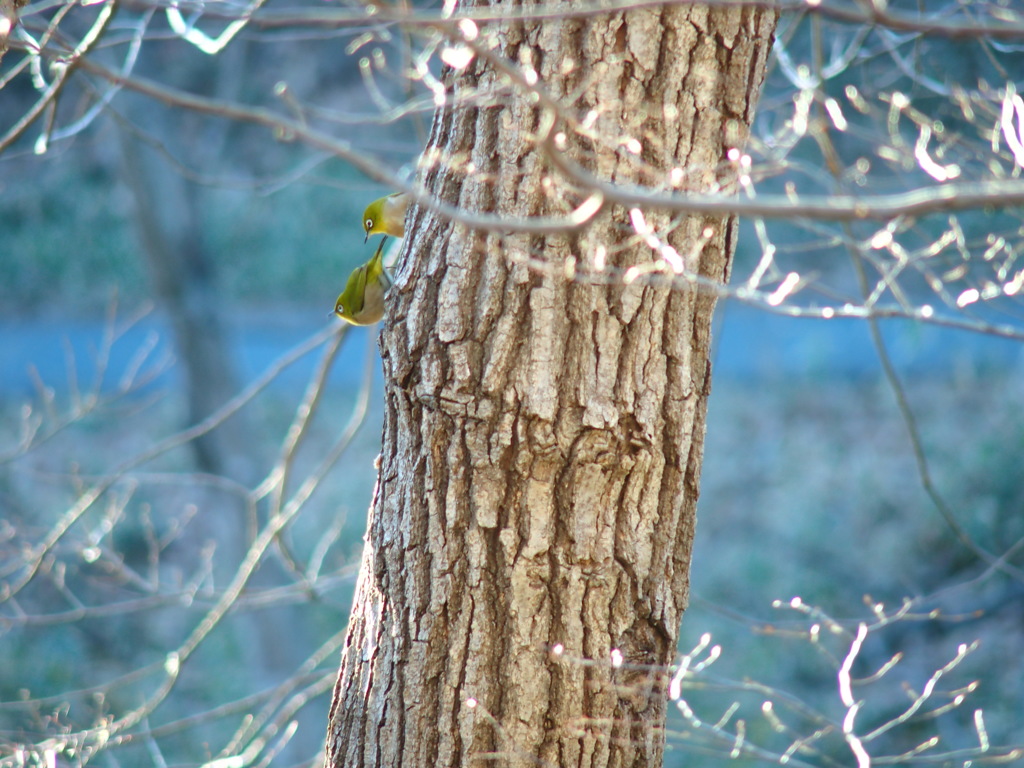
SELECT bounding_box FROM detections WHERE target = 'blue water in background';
[0,312,377,398]
[2,301,1021,399]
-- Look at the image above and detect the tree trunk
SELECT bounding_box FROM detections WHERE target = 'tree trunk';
[327,4,776,767]
[119,131,257,484]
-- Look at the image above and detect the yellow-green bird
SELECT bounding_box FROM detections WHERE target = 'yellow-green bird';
[362,192,410,242]
[333,237,392,325]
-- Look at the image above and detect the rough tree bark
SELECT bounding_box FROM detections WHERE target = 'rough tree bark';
[327,4,776,767]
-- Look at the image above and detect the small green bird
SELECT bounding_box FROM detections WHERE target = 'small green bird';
[362,192,410,242]
[333,237,392,325]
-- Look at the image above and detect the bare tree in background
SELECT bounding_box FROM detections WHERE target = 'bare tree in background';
[2,2,1024,768]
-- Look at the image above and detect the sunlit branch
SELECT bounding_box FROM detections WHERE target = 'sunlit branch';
[0,0,115,152]
[547,145,1024,221]
[158,0,1024,42]
[65,54,605,234]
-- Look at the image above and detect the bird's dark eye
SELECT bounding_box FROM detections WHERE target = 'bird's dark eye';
[336,304,344,313]
[364,218,374,230]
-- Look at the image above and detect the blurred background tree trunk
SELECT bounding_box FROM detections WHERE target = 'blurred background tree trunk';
[117,41,304,740]
[116,36,260,487]
[327,5,776,767]
[119,133,251,479]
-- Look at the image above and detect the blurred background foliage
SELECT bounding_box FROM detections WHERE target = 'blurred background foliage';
[0,124,402,315]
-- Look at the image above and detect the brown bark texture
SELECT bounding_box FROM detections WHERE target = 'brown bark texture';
[327,4,776,767]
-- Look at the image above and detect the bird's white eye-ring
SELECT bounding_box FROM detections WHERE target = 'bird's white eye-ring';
[364,218,374,231]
